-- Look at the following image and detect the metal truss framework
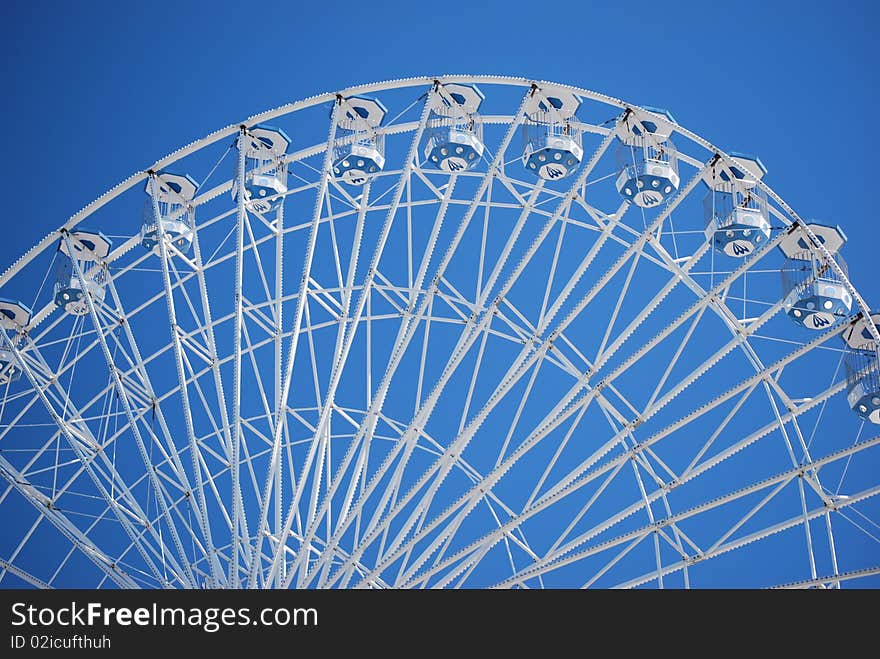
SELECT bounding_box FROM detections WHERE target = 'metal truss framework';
[0,76,877,589]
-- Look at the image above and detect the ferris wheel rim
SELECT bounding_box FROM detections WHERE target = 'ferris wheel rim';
[2,74,874,347]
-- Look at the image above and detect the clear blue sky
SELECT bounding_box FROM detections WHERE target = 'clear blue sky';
[0,1,877,588]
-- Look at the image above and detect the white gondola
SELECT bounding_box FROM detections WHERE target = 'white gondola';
[616,107,679,208]
[53,228,112,316]
[424,83,485,172]
[232,125,291,214]
[779,223,851,330]
[0,347,19,384]
[703,153,771,258]
[332,96,386,186]
[845,348,880,424]
[522,91,583,181]
[842,312,880,350]
[0,299,31,384]
[142,171,197,252]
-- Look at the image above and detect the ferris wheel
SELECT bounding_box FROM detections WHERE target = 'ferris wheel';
[0,76,878,589]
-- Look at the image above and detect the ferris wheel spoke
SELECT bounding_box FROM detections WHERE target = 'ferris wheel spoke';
[239,306,278,429]
[771,565,880,589]
[296,298,330,582]
[365,303,449,569]
[174,226,235,475]
[318,185,346,294]
[166,269,215,364]
[410,166,453,204]
[282,87,440,587]
[303,91,540,588]
[0,387,50,447]
[402,356,547,576]
[798,477,820,580]
[709,478,795,558]
[684,384,760,476]
[344,159,706,588]
[580,534,649,589]
[258,100,344,586]
[333,120,633,587]
[28,393,156,540]
[446,526,540,590]
[614,294,786,446]
[228,128,253,587]
[597,245,735,372]
[549,209,589,285]
[325,177,364,212]
[179,359,228,464]
[592,232,645,363]
[63,234,198,587]
[418,486,536,589]
[606,396,863,567]
[419,538,488,589]
[242,217,278,318]
[474,173,495,302]
[765,375,827,480]
[761,378,805,466]
[648,307,709,412]
[822,511,841,587]
[0,450,138,588]
[310,182,410,564]
[640,233,832,483]
[492,173,544,213]
[328,190,546,587]
[1,327,175,586]
[660,331,844,479]
[0,557,53,589]
[538,327,845,531]
[354,358,580,580]
[150,175,224,587]
[428,387,658,588]
[369,272,409,313]
[417,373,858,588]
[238,321,283,548]
[626,457,665,587]
[49,487,159,587]
[612,482,880,589]
[103,266,211,579]
[422,444,630,589]
[0,511,45,586]
[267,183,286,580]
[835,506,880,545]
[492,434,880,588]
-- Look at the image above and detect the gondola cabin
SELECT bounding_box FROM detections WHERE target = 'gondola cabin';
[142,171,197,252]
[522,91,583,181]
[232,125,291,214]
[703,153,770,258]
[424,83,485,173]
[53,229,112,316]
[615,107,679,208]
[332,96,386,186]
[779,223,851,330]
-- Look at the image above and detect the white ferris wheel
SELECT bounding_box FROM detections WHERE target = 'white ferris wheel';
[0,76,878,589]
